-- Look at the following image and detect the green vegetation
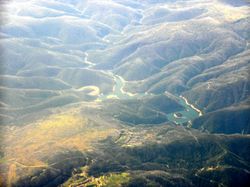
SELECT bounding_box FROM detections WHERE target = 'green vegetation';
[63,166,130,187]
[0,0,249,186]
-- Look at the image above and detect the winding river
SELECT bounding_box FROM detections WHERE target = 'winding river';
[99,71,202,125]
[84,52,202,125]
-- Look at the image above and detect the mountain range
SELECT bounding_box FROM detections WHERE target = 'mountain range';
[0,0,249,186]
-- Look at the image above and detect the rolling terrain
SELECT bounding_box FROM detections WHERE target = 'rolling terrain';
[0,0,249,186]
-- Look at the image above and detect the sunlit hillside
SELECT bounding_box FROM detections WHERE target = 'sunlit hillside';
[0,0,249,186]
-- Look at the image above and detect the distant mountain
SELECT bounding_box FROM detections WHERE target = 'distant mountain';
[0,0,249,186]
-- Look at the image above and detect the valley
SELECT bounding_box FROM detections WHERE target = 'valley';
[0,0,249,186]
[85,52,202,125]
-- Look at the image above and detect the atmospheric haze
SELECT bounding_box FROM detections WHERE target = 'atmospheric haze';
[0,0,250,186]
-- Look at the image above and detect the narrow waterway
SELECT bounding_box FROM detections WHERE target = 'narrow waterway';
[84,52,202,125]
[100,71,202,125]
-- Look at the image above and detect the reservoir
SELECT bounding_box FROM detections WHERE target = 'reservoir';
[99,73,202,125]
